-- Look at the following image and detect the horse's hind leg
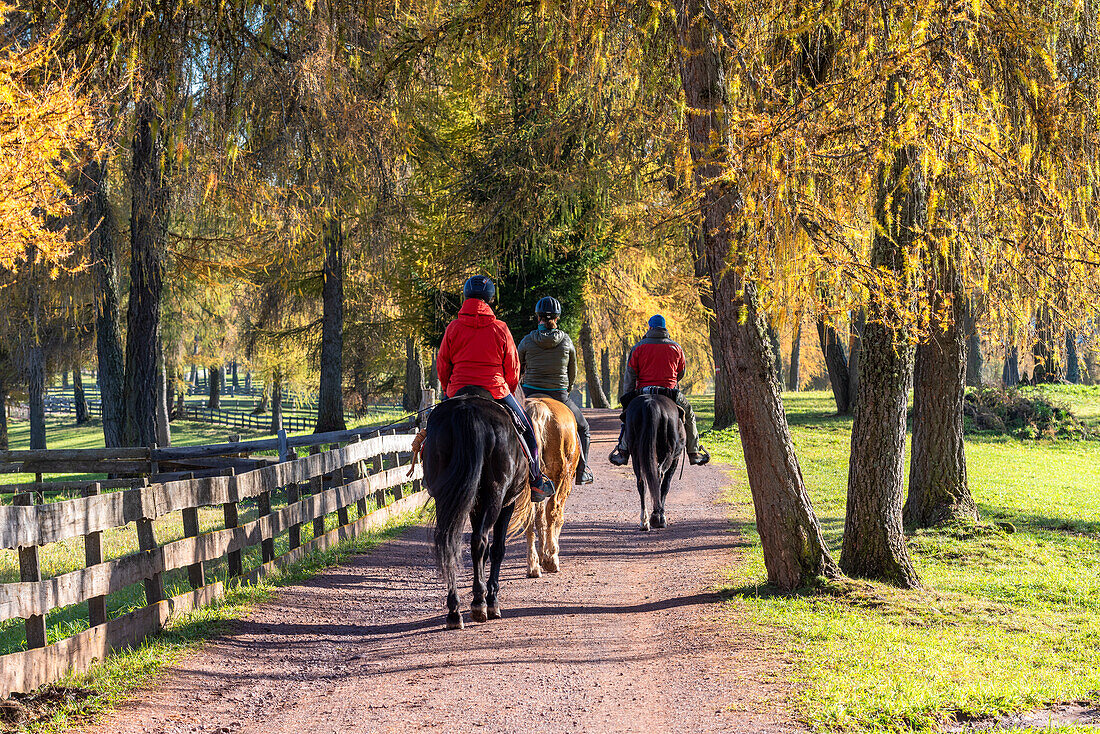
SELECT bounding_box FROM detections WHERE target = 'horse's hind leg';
[470,508,493,623]
[526,504,542,578]
[487,504,515,620]
[652,454,679,529]
[636,469,650,531]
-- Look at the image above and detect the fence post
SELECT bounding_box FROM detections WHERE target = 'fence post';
[258,482,274,564]
[15,492,46,649]
[180,472,204,590]
[334,443,350,527]
[310,445,324,539]
[223,469,242,578]
[136,478,164,605]
[83,482,108,627]
[287,448,301,550]
[372,450,386,509]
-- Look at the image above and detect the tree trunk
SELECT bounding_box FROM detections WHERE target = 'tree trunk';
[188,362,198,386]
[207,365,222,410]
[231,361,240,392]
[427,353,440,393]
[905,255,977,529]
[849,310,864,407]
[1066,330,1081,384]
[767,322,783,385]
[403,337,425,412]
[841,130,923,588]
[82,157,126,448]
[62,371,69,389]
[601,348,612,397]
[788,319,802,391]
[0,375,7,451]
[254,382,270,414]
[816,318,851,414]
[123,100,168,447]
[676,0,837,588]
[74,369,90,424]
[27,344,46,450]
[316,216,347,432]
[1033,304,1060,383]
[1002,342,1020,387]
[155,343,171,447]
[692,229,737,429]
[963,299,983,387]
[271,367,284,433]
[579,318,611,408]
[618,337,632,398]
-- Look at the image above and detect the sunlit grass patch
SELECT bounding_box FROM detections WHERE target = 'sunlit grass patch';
[694,390,1100,732]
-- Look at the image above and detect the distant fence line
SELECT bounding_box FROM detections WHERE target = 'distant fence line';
[0,429,427,696]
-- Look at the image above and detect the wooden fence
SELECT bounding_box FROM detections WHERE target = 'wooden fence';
[0,431,427,696]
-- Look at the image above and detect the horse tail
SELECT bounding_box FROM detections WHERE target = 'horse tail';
[429,404,485,588]
[632,401,663,501]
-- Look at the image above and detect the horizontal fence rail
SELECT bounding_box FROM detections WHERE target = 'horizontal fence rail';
[0,431,428,696]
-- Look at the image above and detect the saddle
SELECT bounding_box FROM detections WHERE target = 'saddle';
[451,386,529,433]
[620,386,687,424]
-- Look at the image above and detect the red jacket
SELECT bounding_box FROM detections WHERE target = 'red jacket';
[437,299,519,399]
[625,327,686,390]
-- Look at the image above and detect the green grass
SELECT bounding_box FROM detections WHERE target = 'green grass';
[9,507,428,734]
[692,390,1100,733]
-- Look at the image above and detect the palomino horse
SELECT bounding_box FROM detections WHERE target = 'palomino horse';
[623,393,685,531]
[523,397,581,577]
[423,388,532,629]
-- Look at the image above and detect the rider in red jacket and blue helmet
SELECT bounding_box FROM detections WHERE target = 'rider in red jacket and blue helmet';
[608,314,709,467]
[436,275,556,500]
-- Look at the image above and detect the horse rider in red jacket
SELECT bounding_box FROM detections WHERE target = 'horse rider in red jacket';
[436,275,556,501]
[608,314,710,467]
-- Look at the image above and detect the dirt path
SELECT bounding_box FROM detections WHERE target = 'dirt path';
[89,411,803,734]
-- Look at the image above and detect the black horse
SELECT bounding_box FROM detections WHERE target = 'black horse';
[424,388,532,630]
[623,393,685,531]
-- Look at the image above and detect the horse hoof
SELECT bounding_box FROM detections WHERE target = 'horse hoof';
[471,604,488,623]
[446,614,464,630]
[488,605,502,620]
[542,558,560,573]
[527,567,542,579]
[650,513,666,529]
[639,522,650,532]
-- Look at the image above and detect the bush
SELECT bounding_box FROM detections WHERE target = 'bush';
[963,388,1091,440]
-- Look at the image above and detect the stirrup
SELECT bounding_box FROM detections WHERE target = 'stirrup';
[688,446,711,466]
[608,446,629,466]
[531,476,556,502]
[576,467,594,485]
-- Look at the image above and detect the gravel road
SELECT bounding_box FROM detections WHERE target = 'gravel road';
[89,410,803,734]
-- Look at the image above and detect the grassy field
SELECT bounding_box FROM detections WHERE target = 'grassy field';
[692,388,1100,732]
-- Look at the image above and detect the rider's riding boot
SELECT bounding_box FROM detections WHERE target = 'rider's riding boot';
[608,416,629,466]
[576,430,594,484]
[681,397,711,466]
[531,473,556,502]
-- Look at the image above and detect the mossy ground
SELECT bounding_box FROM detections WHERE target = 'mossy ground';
[693,389,1100,733]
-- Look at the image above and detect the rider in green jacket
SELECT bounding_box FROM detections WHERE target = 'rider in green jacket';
[517,297,594,485]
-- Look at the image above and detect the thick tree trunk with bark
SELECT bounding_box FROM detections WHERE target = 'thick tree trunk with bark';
[788,320,802,391]
[123,101,168,448]
[254,382,270,414]
[27,344,46,449]
[403,338,425,412]
[88,166,126,449]
[905,257,977,528]
[1066,331,1081,384]
[579,318,611,408]
[676,0,837,589]
[841,138,923,589]
[817,318,851,414]
[1033,304,1060,383]
[1003,342,1020,387]
[601,348,612,397]
[231,362,240,392]
[271,367,283,433]
[207,365,222,410]
[849,310,864,407]
[692,230,737,428]
[74,369,90,424]
[316,217,347,432]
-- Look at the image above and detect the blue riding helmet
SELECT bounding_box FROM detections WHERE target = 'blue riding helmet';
[463,275,496,303]
[535,296,562,318]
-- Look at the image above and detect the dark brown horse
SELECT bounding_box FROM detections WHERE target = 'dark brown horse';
[623,393,685,531]
[424,389,532,629]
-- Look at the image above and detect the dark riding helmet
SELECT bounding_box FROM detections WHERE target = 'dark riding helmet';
[463,275,496,303]
[534,296,562,318]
